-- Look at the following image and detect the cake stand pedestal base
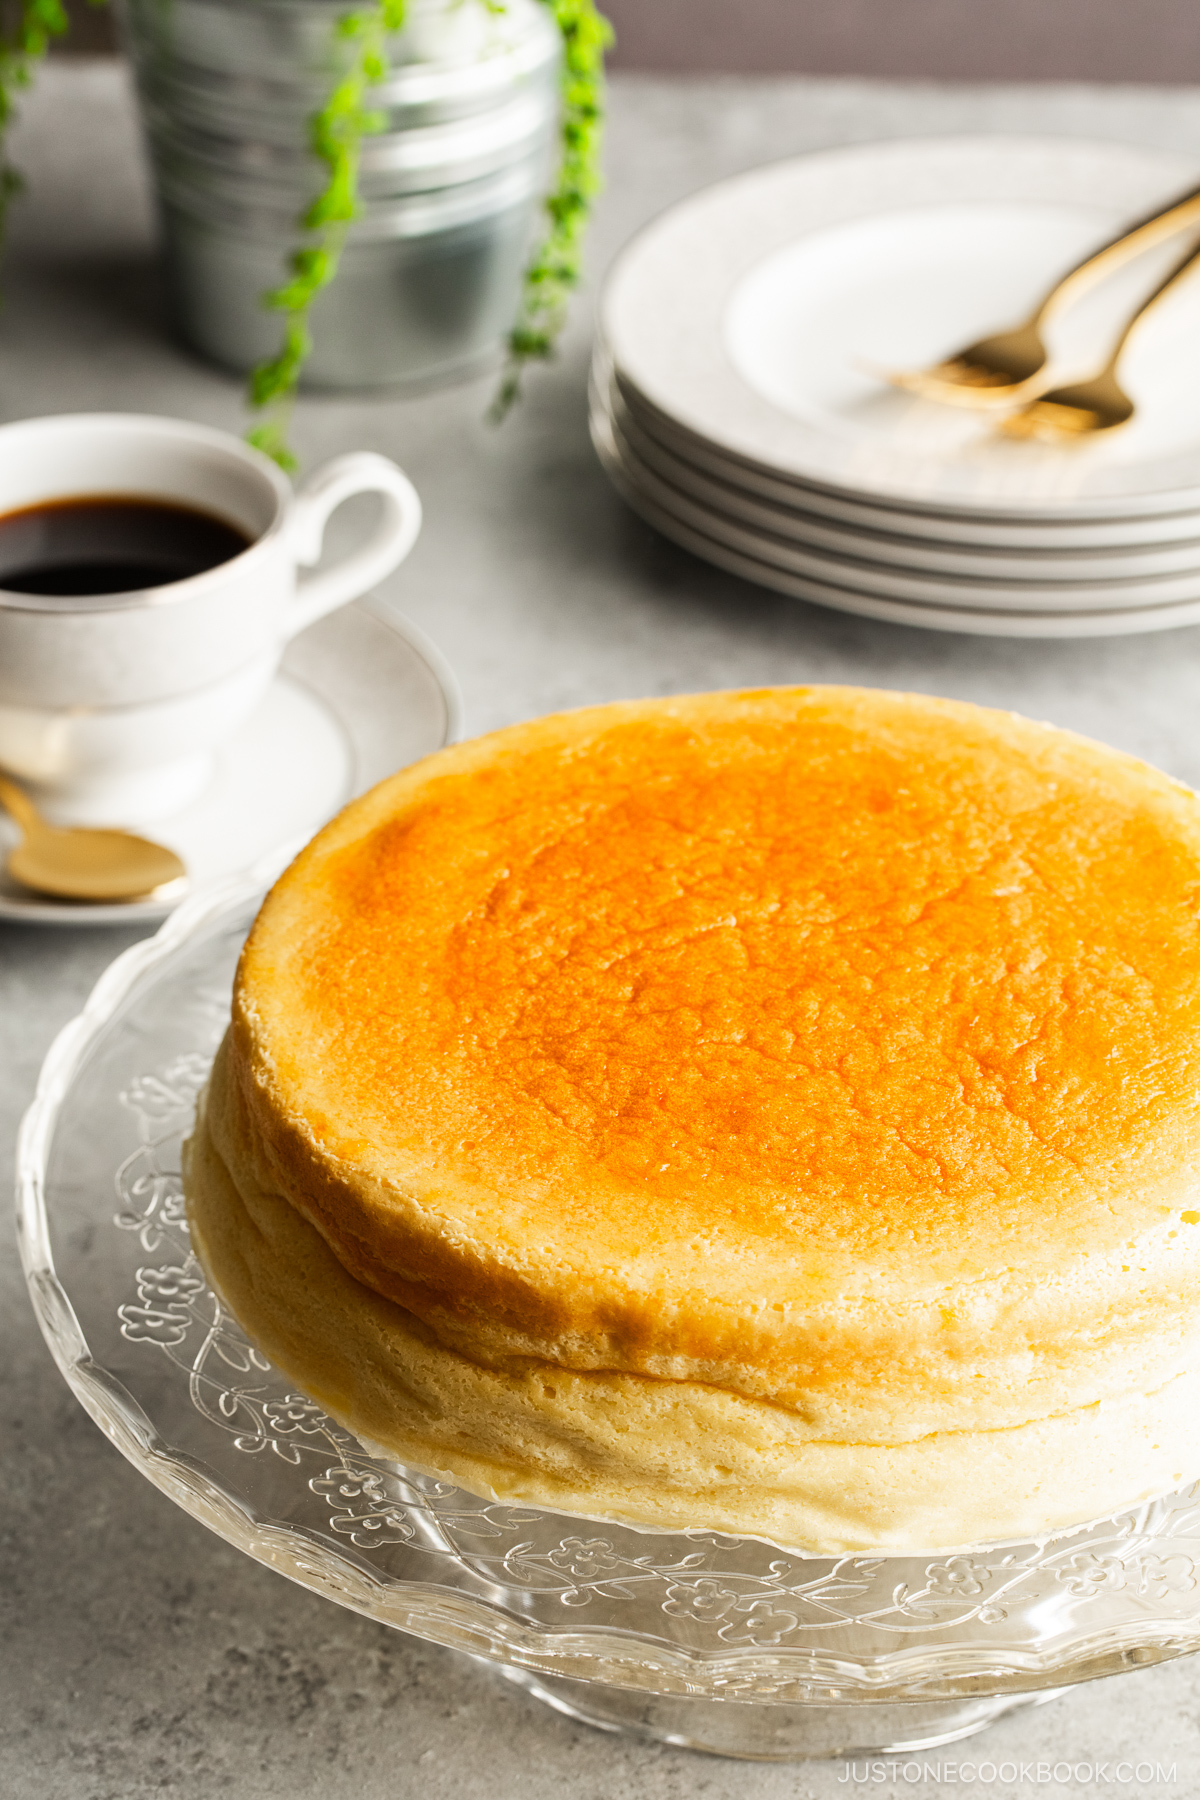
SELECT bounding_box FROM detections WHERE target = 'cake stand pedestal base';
[498,1666,1068,1761]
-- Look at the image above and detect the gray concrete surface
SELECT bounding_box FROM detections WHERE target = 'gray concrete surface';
[4,62,1200,1800]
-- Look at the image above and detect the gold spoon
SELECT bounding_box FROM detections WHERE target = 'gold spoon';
[879,178,1200,409]
[0,773,187,903]
[998,235,1200,443]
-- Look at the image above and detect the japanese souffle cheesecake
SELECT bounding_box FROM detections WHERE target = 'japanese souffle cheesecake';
[184,687,1200,1553]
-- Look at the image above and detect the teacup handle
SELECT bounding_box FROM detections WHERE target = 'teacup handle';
[283,451,423,639]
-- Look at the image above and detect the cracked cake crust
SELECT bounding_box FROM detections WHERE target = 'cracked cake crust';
[185,688,1200,1545]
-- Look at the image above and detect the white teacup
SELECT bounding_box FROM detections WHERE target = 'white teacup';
[0,413,422,825]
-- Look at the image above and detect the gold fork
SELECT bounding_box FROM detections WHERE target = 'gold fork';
[881,178,1200,409]
[998,234,1200,442]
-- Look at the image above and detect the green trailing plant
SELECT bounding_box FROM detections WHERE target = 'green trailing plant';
[246,0,408,472]
[491,0,613,419]
[0,0,608,470]
[247,0,613,466]
[0,0,75,236]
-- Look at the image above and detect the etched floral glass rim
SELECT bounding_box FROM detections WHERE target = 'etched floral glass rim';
[15,880,1200,1704]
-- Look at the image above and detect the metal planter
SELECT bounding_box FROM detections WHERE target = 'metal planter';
[122,0,560,389]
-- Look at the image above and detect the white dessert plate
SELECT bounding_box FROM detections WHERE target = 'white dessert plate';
[598,399,1200,615]
[605,377,1200,583]
[600,137,1200,520]
[611,362,1200,551]
[592,403,1200,638]
[0,598,463,927]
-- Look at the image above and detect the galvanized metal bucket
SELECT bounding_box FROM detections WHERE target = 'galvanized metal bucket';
[121,0,560,389]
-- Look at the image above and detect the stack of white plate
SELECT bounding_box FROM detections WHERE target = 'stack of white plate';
[591,137,1200,638]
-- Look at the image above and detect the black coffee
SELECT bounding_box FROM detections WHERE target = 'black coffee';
[0,495,252,596]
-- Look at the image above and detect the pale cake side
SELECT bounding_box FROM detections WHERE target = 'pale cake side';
[185,687,1200,1548]
[187,1039,1200,1552]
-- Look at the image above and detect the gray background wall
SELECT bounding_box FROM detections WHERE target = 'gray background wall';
[55,0,1200,82]
[600,0,1200,83]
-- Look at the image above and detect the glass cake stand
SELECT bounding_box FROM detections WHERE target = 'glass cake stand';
[17,883,1200,1761]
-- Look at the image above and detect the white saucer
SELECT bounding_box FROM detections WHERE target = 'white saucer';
[600,137,1200,520]
[0,598,463,926]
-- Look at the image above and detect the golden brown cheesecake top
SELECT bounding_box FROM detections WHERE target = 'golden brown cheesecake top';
[229,688,1200,1432]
